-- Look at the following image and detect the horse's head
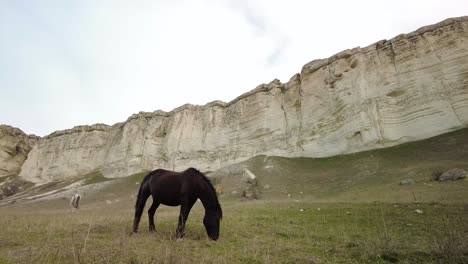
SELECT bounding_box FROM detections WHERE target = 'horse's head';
[203,209,221,240]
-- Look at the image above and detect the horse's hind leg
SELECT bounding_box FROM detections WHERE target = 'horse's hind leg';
[148,200,160,232]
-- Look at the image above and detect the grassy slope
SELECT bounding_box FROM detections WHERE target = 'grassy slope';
[0,129,468,263]
[211,128,468,203]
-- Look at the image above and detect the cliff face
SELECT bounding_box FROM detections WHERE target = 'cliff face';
[0,125,39,177]
[18,17,468,183]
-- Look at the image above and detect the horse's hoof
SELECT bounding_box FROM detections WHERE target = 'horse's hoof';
[176,238,184,242]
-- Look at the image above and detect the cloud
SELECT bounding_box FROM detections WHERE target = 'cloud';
[223,0,289,67]
[227,0,268,34]
[266,38,289,67]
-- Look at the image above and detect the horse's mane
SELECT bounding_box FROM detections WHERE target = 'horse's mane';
[186,168,223,219]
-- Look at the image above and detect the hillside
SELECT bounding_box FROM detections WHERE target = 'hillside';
[2,127,467,207]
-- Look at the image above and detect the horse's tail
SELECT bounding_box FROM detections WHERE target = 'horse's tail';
[133,172,152,232]
[135,173,151,209]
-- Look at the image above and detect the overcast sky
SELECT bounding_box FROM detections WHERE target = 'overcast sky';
[1,0,467,136]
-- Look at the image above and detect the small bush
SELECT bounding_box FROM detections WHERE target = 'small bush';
[361,235,401,263]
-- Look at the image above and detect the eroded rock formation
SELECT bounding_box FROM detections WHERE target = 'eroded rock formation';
[15,17,468,183]
[0,125,39,177]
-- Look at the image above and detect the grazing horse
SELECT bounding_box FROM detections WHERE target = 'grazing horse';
[70,193,81,211]
[133,168,222,240]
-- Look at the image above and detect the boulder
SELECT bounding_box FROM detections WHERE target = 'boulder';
[400,179,415,185]
[241,187,260,199]
[434,168,466,181]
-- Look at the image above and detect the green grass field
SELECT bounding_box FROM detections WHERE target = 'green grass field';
[0,201,467,263]
[1,129,468,263]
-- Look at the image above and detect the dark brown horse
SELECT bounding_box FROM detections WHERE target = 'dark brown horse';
[133,168,222,240]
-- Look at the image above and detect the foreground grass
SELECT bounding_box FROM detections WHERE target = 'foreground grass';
[1,200,467,264]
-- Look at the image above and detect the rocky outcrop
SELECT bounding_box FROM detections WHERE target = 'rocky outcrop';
[18,16,468,183]
[433,168,467,181]
[0,125,39,177]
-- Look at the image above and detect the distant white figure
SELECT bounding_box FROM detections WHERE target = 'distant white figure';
[70,193,81,211]
[243,169,256,180]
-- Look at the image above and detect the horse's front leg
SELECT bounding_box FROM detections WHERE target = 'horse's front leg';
[148,201,160,232]
[176,197,196,239]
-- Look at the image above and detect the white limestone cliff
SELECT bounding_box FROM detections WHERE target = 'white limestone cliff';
[16,16,468,183]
